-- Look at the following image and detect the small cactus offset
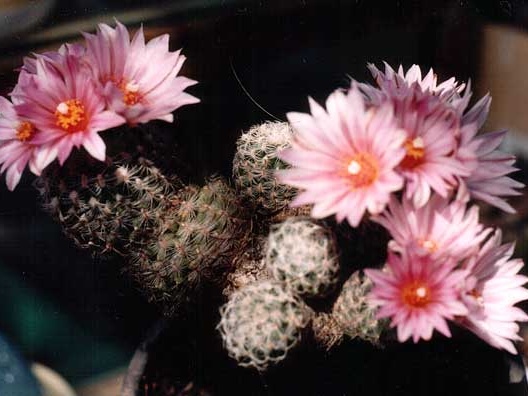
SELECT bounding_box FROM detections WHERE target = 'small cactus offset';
[129,177,251,315]
[218,280,313,371]
[232,121,297,213]
[332,271,386,345]
[311,312,344,350]
[36,153,180,257]
[265,218,340,298]
[223,236,269,298]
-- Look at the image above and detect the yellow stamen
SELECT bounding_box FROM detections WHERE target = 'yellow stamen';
[16,121,35,142]
[55,99,87,133]
[119,80,142,106]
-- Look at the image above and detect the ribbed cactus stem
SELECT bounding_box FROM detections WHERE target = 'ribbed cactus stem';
[265,217,340,298]
[128,177,251,316]
[36,155,180,257]
[218,280,313,371]
[232,121,297,213]
[332,271,386,345]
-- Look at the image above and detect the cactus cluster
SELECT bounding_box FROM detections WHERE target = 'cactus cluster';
[36,154,180,257]
[129,177,250,315]
[266,218,340,298]
[217,280,313,371]
[232,121,297,213]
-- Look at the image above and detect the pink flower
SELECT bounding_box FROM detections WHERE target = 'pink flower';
[11,43,87,104]
[365,251,468,343]
[13,50,125,167]
[373,194,490,261]
[360,64,471,207]
[365,62,465,102]
[458,231,528,354]
[0,97,55,190]
[364,62,523,212]
[277,84,406,227]
[456,125,524,214]
[83,20,200,125]
[393,96,469,206]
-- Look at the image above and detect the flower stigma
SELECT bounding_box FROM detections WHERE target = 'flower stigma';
[402,281,431,308]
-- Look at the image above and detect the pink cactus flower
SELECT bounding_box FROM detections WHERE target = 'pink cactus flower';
[366,251,468,343]
[456,122,524,214]
[393,96,469,207]
[359,63,470,207]
[365,62,465,102]
[277,84,406,227]
[13,51,125,168]
[373,194,490,261]
[83,20,200,125]
[364,62,523,212]
[458,231,528,354]
[0,97,55,190]
[11,43,87,104]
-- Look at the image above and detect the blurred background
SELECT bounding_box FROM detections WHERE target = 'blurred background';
[0,0,528,395]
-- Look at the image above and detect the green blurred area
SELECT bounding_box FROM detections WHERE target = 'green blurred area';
[0,263,131,384]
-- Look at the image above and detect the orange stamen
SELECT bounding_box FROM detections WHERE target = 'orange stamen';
[401,282,431,308]
[16,121,35,142]
[344,152,379,189]
[400,137,425,169]
[119,80,142,106]
[55,99,88,133]
[418,238,438,253]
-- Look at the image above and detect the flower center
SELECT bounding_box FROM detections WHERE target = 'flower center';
[401,281,431,308]
[400,137,425,169]
[468,288,484,305]
[345,153,379,189]
[418,238,438,253]
[119,80,142,106]
[55,99,88,133]
[16,121,35,142]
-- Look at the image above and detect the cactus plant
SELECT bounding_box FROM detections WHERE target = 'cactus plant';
[36,153,180,257]
[223,236,269,298]
[332,271,386,345]
[265,218,340,298]
[217,280,313,371]
[129,177,251,316]
[232,121,297,213]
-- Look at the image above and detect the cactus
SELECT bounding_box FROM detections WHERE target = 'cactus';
[223,236,269,298]
[36,153,180,257]
[311,312,343,350]
[332,271,386,345]
[265,218,340,298]
[232,121,297,213]
[128,177,251,316]
[217,280,313,371]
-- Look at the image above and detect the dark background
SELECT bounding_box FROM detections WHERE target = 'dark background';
[0,0,527,393]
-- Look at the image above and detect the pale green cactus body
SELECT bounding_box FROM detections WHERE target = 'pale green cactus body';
[218,280,312,371]
[332,271,386,345]
[265,218,340,298]
[232,121,296,213]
